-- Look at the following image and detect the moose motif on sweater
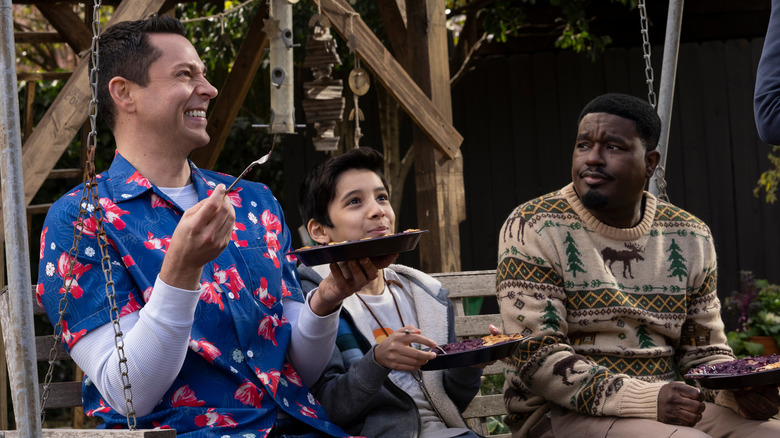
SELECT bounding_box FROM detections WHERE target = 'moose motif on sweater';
[552,354,588,386]
[602,243,645,279]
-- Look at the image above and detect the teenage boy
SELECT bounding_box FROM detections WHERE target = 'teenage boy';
[297,147,494,438]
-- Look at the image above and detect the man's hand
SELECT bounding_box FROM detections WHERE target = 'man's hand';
[373,326,437,371]
[160,184,235,290]
[734,385,780,420]
[657,382,705,426]
[309,253,397,316]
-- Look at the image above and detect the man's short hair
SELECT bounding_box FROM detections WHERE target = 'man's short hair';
[577,93,661,151]
[298,147,389,228]
[92,15,186,131]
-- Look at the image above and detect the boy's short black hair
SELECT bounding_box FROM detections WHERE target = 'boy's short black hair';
[577,93,661,151]
[298,147,389,228]
[93,15,186,131]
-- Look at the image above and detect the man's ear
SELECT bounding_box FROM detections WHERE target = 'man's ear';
[307,219,332,245]
[645,149,661,178]
[108,77,135,114]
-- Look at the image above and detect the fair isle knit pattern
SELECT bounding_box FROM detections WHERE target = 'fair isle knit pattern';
[496,183,735,436]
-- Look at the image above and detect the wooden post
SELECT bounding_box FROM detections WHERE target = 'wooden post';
[407,0,464,273]
[268,0,295,133]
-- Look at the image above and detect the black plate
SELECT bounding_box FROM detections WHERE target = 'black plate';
[685,367,780,389]
[421,338,523,371]
[288,230,428,267]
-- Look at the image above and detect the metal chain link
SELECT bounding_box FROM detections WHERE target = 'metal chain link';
[653,164,670,202]
[638,0,657,108]
[41,0,137,429]
[638,0,670,201]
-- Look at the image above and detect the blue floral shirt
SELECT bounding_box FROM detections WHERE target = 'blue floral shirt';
[37,154,349,437]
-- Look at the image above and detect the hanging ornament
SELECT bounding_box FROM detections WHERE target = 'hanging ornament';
[348,59,369,148]
[302,13,345,151]
[348,66,369,96]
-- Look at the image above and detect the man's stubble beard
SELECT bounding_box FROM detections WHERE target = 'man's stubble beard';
[581,189,608,210]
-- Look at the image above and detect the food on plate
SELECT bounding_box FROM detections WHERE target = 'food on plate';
[432,333,524,356]
[686,354,780,376]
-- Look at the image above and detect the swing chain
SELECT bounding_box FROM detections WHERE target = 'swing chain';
[638,0,657,108]
[654,164,670,202]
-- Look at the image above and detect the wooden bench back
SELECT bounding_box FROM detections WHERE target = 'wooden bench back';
[432,270,510,438]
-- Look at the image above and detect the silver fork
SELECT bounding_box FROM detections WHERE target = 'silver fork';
[226,134,277,192]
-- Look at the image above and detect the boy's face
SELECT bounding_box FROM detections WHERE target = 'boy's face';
[309,169,395,244]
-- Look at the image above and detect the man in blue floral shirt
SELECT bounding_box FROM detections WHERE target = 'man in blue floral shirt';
[37,15,390,437]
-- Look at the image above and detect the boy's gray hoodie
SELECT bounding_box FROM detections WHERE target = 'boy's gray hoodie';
[298,263,483,438]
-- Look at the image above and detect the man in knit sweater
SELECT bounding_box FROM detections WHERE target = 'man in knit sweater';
[496,93,780,437]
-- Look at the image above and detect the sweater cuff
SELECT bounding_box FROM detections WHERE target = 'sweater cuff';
[611,379,667,419]
[296,290,341,341]
[141,275,201,326]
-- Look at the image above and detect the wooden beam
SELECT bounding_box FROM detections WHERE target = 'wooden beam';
[189,1,270,169]
[376,0,409,67]
[12,31,62,44]
[23,82,35,141]
[18,0,167,207]
[315,0,462,159]
[407,0,464,273]
[36,3,92,54]
[16,72,71,81]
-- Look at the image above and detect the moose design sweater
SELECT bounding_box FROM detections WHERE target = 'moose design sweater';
[496,183,736,436]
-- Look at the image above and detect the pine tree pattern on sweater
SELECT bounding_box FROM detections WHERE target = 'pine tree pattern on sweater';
[496,183,735,435]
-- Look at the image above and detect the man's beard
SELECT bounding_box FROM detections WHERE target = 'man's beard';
[581,189,608,210]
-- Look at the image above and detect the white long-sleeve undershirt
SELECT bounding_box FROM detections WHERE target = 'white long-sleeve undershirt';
[70,276,339,416]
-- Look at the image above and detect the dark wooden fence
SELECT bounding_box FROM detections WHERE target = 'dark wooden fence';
[451,38,780,308]
[283,37,780,318]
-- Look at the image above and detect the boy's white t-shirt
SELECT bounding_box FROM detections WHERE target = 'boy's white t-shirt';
[353,270,469,438]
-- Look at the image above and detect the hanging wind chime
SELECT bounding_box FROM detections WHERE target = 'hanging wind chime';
[302,13,345,151]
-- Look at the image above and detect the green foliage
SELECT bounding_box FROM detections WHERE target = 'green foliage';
[447,0,636,59]
[481,373,510,434]
[754,145,780,204]
[726,330,766,358]
[723,272,780,357]
[487,414,511,434]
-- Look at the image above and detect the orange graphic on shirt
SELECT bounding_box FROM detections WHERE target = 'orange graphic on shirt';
[373,327,395,343]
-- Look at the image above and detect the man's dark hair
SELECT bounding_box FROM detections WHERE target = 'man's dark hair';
[92,15,186,131]
[577,93,661,151]
[298,147,389,228]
